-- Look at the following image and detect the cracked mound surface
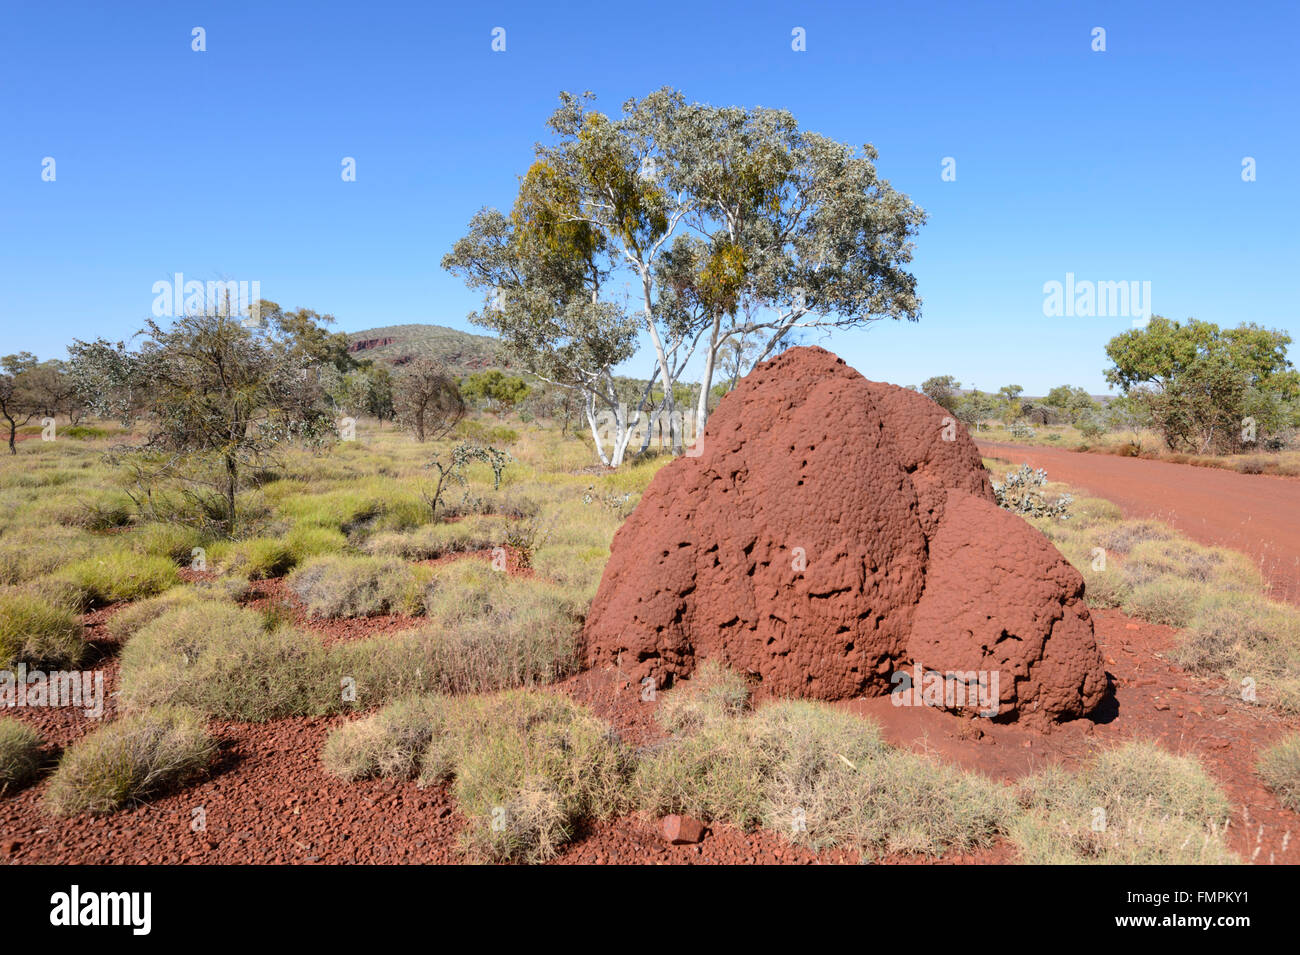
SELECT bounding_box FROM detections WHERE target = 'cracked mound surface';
[583,346,1106,725]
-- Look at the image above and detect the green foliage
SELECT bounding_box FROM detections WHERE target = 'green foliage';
[71,311,339,534]
[1105,316,1300,454]
[461,370,530,413]
[0,589,88,668]
[57,550,179,607]
[920,375,961,412]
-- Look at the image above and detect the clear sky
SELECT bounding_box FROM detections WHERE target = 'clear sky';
[2,0,1296,394]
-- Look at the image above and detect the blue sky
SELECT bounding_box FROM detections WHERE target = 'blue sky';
[2,0,1296,394]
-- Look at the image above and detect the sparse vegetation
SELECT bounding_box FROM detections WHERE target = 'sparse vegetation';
[44,706,216,815]
[0,718,43,794]
[1256,735,1300,812]
[0,589,88,668]
[1010,741,1236,864]
[635,666,1013,860]
[324,690,630,862]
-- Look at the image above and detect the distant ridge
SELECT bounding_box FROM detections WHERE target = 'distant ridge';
[345,323,505,372]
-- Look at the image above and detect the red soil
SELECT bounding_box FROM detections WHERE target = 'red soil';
[4,603,1295,865]
[980,440,1300,605]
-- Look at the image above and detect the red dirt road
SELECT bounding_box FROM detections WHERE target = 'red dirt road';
[979,441,1300,606]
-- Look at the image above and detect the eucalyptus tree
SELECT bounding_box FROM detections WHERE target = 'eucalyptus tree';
[442,205,641,466]
[446,88,926,453]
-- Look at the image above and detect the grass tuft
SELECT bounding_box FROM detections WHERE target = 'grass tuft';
[44,706,215,815]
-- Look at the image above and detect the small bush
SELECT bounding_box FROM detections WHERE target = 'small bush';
[105,586,214,642]
[1173,593,1300,712]
[288,554,429,618]
[1010,741,1236,864]
[1123,539,1263,593]
[0,719,42,794]
[362,516,507,561]
[44,706,215,815]
[127,523,203,565]
[285,525,347,562]
[636,674,1012,860]
[334,612,580,705]
[220,537,297,580]
[0,590,88,668]
[656,660,752,735]
[1122,577,1202,628]
[1256,734,1300,812]
[57,550,179,606]
[119,603,334,721]
[1100,519,1176,555]
[0,526,95,584]
[324,690,630,862]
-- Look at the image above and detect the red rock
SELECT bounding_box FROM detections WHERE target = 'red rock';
[584,346,1106,725]
[661,814,707,845]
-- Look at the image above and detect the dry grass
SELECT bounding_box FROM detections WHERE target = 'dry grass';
[0,589,88,668]
[0,718,43,794]
[44,706,216,815]
[1009,741,1236,864]
[1256,735,1300,812]
[288,554,430,618]
[635,667,1013,859]
[323,690,630,862]
[118,603,335,721]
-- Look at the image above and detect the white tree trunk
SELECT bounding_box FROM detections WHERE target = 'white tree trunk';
[694,313,722,436]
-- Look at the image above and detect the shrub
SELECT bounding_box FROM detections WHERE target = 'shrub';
[1123,539,1263,593]
[1172,593,1300,711]
[119,603,334,721]
[1101,519,1176,555]
[44,706,215,815]
[1256,734,1300,812]
[362,517,508,561]
[635,673,1012,859]
[106,586,215,642]
[334,612,580,705]
[0,589,88,668]
[0,526,95,584]
[656,660,751,734]
[324,690,630,862]
[220,537,297,580]
[288,554,428,618]
[0,718,42,794]
[1122,578,1201,628]
[1010,741,1236,864]
[57,550,179,606]
[992,465,1072,519]
[285,525,348,562]
[127,523,202,565]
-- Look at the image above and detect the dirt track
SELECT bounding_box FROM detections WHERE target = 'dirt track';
[979,441,1300,606]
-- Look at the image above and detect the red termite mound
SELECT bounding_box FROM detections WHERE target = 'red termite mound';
[583,346,1106,725]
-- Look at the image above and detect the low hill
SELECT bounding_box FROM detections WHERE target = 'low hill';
[345,324,505,372]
